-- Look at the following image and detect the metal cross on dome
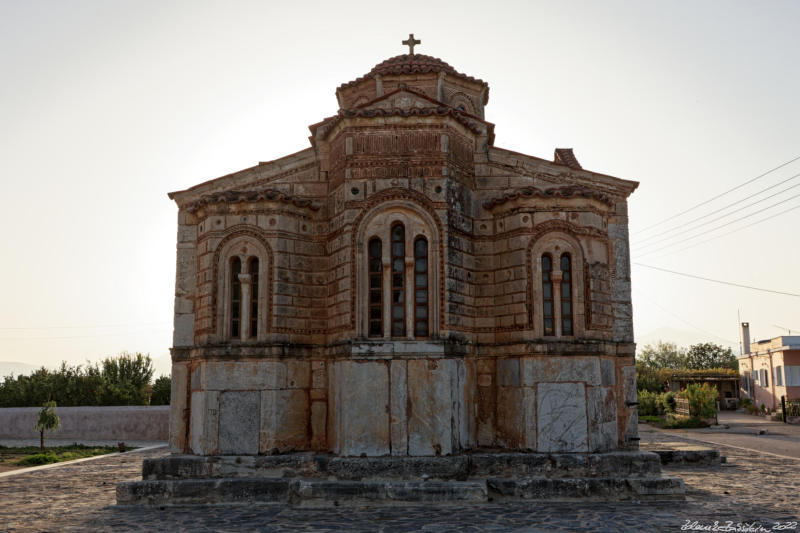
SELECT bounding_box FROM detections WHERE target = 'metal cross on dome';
[402,33,421,55]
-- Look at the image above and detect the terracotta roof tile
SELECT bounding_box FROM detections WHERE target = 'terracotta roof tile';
[554,148,582,170]
[312,106,494,144]
[338,54,488,91]
[483,185,613,210]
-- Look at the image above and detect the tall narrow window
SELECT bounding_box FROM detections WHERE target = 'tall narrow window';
[560,253,573,336]
[230,257,242,338]
[391,223,406,337]
[414,236,428,337]
[248,257,259,338]
[368,238,383,337]
[542,254,554,336]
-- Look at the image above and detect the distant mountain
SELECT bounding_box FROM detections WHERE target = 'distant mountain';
[0,361,42,377]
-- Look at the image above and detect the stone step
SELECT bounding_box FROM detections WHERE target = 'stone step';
[117,478,488,506]
[142,451,664,481]
[487,476,686,501]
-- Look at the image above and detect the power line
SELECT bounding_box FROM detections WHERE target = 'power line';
[633,188,800,253]
[632,171,800,246]
[633,154,800,235]
[634,263,800,297]
[635,202,800,259]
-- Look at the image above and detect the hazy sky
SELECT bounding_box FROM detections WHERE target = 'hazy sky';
[1,0,799,371]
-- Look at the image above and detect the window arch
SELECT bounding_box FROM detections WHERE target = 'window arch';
[529,230,586,338]
[214,234,270,342]
[356,203,439,339]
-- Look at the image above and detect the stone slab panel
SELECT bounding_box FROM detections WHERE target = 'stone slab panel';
[601,359,615,386]
[536,383,588,452]
[190,391,219,455]
[407,359,454,456]
[335,361,390,456]
[390,360,408,456]
[497,358,520,387]
[169,362,189,452]
[522,357,601,387]
[219,391,260,455]
[260,389,310,453]
[496,386,524,449]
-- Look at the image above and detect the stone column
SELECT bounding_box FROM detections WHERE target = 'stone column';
[239,273,251,341]
[552,270,563,337]
[383,263,391,338]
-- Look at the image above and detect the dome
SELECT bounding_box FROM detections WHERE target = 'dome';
[338,54,487,91]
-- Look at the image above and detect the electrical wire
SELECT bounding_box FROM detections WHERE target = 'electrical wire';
[635,202,800,259]
[632,171,800,246]
[634,263,800,297]
[633,154,800,235]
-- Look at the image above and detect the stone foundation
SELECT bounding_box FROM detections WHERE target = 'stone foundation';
[117,451,684,505]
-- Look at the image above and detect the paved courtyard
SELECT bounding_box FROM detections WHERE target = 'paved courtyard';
[0,426,797,532]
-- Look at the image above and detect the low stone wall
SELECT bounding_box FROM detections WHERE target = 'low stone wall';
[0,406,169,441]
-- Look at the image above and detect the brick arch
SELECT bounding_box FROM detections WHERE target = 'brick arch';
[350,188,445,336]
[449,91,476,114]
[210,225,274,340]
[525,221,589,338]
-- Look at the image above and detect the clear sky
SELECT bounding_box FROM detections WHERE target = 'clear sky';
[1,0,799,372]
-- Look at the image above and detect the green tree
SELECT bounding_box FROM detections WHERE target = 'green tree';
[150,375,171,405]
[100,352,154,405]
[35,401,60,450]
[638,341,687,369]
[684,342,738,370]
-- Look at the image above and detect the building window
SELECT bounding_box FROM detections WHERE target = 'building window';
[368,238,383,337]
[786,366,800,386]
[542,254,554,335]
[248,257,259,339]
[363,219,432,340]
[752,370,759,385]
[560,253,573,336]
[775,366,783,387]
[414,236,429,337]
[761,369,769,388]
[226,253,263,341]
[230,257,242,338]
[391,223,406,337]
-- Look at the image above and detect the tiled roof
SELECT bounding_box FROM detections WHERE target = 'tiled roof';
[554,148,582,170]
[483,185,613,210]
[312,106,494,143]
[338,54,488,91]
[186,189,321,213]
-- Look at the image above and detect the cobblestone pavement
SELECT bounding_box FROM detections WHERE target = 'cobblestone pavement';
[1,429,797,532]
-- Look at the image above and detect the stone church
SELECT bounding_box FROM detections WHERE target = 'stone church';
[164,40,641,461]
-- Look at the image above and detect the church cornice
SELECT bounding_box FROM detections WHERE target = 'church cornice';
[483,185,615,210]
[185,188,322,214]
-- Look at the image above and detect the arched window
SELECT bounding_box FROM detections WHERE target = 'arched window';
[368,238,383,337]
[248,257,259,339]
[414,236,429,337]
[391,223,406,337]
[230,257,242,338]
[541,254,554,336]
[560,253,573,336]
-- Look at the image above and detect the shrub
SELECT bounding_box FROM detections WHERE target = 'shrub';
[661,416,709,429]
[682,383,717,419]
[638,390,661,416]
[660,391,676,413]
